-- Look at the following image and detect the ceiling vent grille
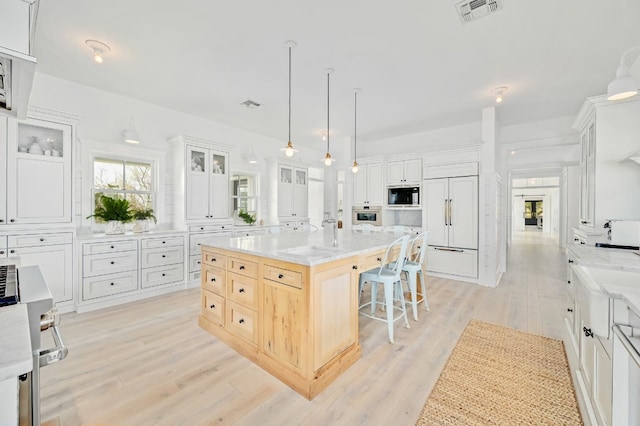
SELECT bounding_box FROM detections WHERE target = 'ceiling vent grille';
[456,0,502,23]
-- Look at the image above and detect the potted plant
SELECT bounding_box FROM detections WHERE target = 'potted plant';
[132,207,157,233]
[86,195,134,234]
[237,209,256,225]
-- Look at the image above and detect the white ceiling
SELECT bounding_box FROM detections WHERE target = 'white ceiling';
[33,0,640,149]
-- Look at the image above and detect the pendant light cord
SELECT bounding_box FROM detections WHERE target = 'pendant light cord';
[288,46,292,143]
[354,90,357,161]
[327,71,330,153]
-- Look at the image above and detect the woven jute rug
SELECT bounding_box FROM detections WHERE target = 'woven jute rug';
[416,320,583,426]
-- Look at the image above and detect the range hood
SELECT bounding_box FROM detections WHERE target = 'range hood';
[0,0,39,119]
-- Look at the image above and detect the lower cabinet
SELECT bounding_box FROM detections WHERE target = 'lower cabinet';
[1,232,74,304]
[188,223,232,283]
[199,247,362,399]
[79,232,186,310]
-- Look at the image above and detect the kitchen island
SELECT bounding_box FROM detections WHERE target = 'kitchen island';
[198,229,398,399]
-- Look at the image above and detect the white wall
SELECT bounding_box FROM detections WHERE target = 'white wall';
[29,73,325,227]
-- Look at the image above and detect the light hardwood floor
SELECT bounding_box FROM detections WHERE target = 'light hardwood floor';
[41,231,574,425]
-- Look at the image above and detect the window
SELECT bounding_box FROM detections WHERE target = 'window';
[93,157,154,212]
[231,173,257,215]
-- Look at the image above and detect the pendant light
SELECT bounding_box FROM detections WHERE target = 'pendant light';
[281,40,298,157]
[352,88,361,173]
[323,68,335,166]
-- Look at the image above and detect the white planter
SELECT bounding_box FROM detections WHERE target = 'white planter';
[104,220,125,235]
[133,219,150,233]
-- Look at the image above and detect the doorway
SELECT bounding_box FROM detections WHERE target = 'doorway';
[524,200,543,228]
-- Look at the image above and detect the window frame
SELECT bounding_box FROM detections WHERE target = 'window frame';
[230,170,259,218]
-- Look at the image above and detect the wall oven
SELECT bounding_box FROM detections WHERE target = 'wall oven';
[352,208,382,226]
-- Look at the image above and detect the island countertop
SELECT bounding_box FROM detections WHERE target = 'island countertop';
[200,228,400,266]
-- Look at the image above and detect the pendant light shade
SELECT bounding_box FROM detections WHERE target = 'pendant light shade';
[123,116,140,144]
[323,68,335,166]
[607,46,640,101]
[352,88,361,174]
[281,41,298,157]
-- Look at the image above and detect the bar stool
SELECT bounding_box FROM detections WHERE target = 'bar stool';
[358,235,411,343]
[401,231,429,321]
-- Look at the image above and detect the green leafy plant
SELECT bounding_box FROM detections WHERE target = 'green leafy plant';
[132,208,157,223]
[238,209,256,225]
[86,195,134,223]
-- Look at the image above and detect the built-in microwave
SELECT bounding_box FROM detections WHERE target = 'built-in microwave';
[352,208,382,226]
[388,186,420,206]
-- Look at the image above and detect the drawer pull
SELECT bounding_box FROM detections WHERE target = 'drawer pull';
[10,250,15,254]
[0,251,4,255]
[110,245,115,249]
[210,277,216,282]
[210,304,215,309]
[239,288,245,293]
[110,282,115,286]
[583,327,593,338]
[162,273,166,277]
[239,265,245,270]
[197,261,201,264]
[352,265,358,270]
[568,259,574,264]
[278,274,284,279]
[40,238,45,242]
[211,258,216,262]
[434,247,463,252]
[10,219,15,223]
[162,241,166,244]
[200,227,204,230]
[239,318,245,324]
[567,308,573,312]
[567,280,571,284]
[162,254,166,258]
[376,257,382,262]
[110,261,115,265]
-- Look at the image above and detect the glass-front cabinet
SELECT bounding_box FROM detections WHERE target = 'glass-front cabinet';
[186,145,229,220]
[1,117,72,224]
[277,164,308,218]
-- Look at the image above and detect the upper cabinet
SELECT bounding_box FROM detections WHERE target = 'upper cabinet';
[170,136,231,225]
[353,162,383,206]
[0,116,73,225]
[387,158,422,185]
[572,95,640,230]
[278,164,308,218]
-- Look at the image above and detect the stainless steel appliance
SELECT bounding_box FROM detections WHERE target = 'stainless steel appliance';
[5,264,68,426]
[387,186,420,206]
[352,207,382,226]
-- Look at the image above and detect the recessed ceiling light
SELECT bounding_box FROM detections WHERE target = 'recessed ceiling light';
[490,86,508,103]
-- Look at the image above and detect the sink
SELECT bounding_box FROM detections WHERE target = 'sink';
[280,245,345,258]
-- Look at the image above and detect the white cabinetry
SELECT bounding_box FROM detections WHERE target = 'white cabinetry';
[0,117,72,225]
[572,95,640,230]
[169,136,231,224]
[387,159,422,184]
[353,162,383,206]
[79,232,186,311]
[277,164,308,219]
[3,232,73,303]
[424,173,478,278]
[188,224,232,283]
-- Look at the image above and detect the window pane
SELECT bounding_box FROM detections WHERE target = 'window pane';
[125,161,152,191]
[94,158,124,189]
[232,175,255,197]
[126,193,152,211]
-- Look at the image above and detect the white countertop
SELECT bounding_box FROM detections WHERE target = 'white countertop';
[567,244,640,272]
[201,228,401,266]
[0,304,32,381]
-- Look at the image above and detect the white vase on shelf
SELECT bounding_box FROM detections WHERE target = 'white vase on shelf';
[104,220,125,235]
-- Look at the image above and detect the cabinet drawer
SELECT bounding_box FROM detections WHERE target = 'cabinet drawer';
[141,247,183,268]
[227,272,258,309]
[189,254,202,272]
[360,249,385,272]
[263,264,302,289]
[226,301,257,344]
[189,270,201,283]
[141,236,184,249]
[189,224,233,233]
[202,265,225,295]
[83,251,138,277]
[202,250,226,268]
[141,264,184,288]
[9,232,73,247]
[228,257,258,277]
[202,290,225,327]
[82,271,138,300]
[189,233,232,255]
[83,240,137,255]
[425,246,478,278]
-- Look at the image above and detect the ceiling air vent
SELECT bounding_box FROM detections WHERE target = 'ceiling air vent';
[456,0,502,24]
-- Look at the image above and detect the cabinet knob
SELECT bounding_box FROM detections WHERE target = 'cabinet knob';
[10,250,15,254]
[10,219,15,223]
[222,226,225,229]
[162,255,166,258]
[567,280,571,284]
[583,327,593,338]
[239,318,245,324]
[162,241,166,244]
[162,273,166,277]
[110,261,115,265]
[211,258,216,262]
[39,238,45,242]
[197,261,201,264]
[567,308,573,312]
[239,265,245,270]
[0,250,4,254]
[278,274,284,279]
[377,257,382,262]
[352,265,358,270]
[210,304,215,309]
[200,227,204,230]
[110,282,115,286]
[568,259,574,264]
[211,277,216,282]
[0,219,4,223]
[239,288,245,293]
[110,245,115,249]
